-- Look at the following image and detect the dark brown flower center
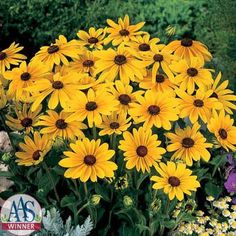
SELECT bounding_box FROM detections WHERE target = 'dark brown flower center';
[148,105,160,115]
[0,51,7,60]
[32,150,41,161]
[193,99,204,107]
[114,55,127,65]
[181,38,193,47]
[138,43,150,51]
[47,45,59,54]
[156,74,165,83]
[219,128,227,139]
[210,92,218,99]
[84,155,96,165]
[86,101,97,111]
[153,54,163,62]
[110,122,120,129]
[136,145,148,157]
[20,118,33,127]
[182,137,195,148]
[52,81,64,89]
[118,94,131,105]
[55,119,67,129]
[82,60,94,67]
[119,29,130,36]
[168,176,180,187]
[187,68,198,77]
[88,37,99,44]
[21,72,31,81]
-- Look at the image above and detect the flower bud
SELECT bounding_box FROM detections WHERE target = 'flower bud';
[150,199,161,214]
[90,194,101,206]
[123,196,133,208]
[1,152,12,162]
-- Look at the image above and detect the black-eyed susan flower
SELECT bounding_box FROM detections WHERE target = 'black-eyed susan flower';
[34,35,80,69]
[166,123,213,166]
[36,110,86,140]
[15,132,52,166]
[170,57,213,94]
[4,60,49,102]
[64,88,119,128]
[59,138,117,182]
[165,38,212,63]
[139,70,175,94]
[176,88,222,123]
[104,15,145,46]
[98,112,131,136]
[6,103,42,133]
[151,162,200,201]
[0,42,26,74]
[77,27,106,49]
[109,80,143,114]
[94,44,146,84]
[129,90,179,130]
[207,110,236,151]
[119,127,166,173]
[28,72,81,111]
[209,72,236,115]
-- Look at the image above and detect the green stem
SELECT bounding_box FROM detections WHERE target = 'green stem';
[77,202,90,215]
[84,182,88,197]
[92,123,97,140]
[73,179,81,201]
[43,162,60,202]
[160,198,170,236]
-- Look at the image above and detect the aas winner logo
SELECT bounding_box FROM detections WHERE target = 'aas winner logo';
[0,194,42,235]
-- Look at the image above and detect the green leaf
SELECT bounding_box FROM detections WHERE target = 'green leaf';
[0,171,13,178]
[95,183,110,201]
[204,182,223,198]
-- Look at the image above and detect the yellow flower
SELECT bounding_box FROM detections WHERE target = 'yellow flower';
[0,42,26,74]
[165,38,212,63]
[77,27,106,49]
[34,35,80,69]
[59,138,117,182]
[151,161,200,201]
[94,44,146,84]
[170,57,213,94]
[119,127,166,173]
[209,72,236,115]
[129,90,179,130]
[176,88,222,123]
[207,110,236,151]
[64,88,119,128]
[16,132,52,166]
[6,103,42,133]
[4,60,49,102]
[28,72,81,111]
[36,110,86,140]
[166,123,213,166]
[109,80,143,114]
[104,15,146,46]
[0,86,7,109]
[98,112,131,136]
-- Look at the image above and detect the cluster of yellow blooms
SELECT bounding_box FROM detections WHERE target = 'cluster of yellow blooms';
[1,15,236,202]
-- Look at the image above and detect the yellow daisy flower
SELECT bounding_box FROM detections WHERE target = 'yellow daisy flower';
[151,161,200,201]
[15,132,52,166]
[118,127,166,173]
[77,27,106,49]
[209,72,236,114]
[59,138,117,182]
[207,110,236,151]
[64,88,119,128]
[109,80,144,114]
[104,15,146,46]
[34,35,80,69]
[129,90,179,130]
[98,112,131,136]
[176,88,223,123]
[165,38,212,63]
[28,72,81,111]
[166,123,213,166]
[0,85,7,109]
[94,44,146,84]
[170,57,213,94]
[6,103,42,133]
[0,42,26,74]
[36,110,86,140]
[4,60,50,102]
